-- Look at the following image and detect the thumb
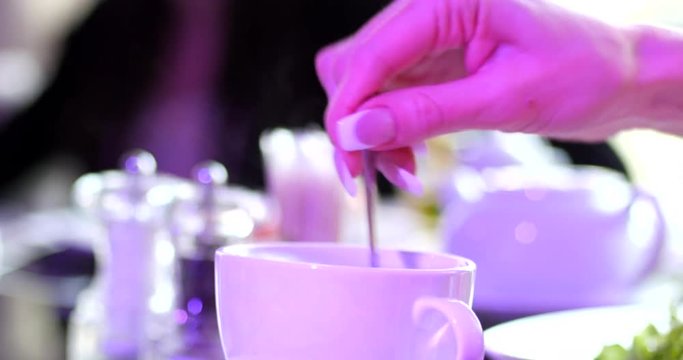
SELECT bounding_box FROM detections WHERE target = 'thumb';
[333,74,507,151]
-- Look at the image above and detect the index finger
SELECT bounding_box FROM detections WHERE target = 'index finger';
[324,0,475,144]
[315,0,411,98]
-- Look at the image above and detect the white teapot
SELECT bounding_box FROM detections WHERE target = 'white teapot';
[439,165,665,314]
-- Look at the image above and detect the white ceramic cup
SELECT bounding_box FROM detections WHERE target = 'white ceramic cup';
[215,242,484,360]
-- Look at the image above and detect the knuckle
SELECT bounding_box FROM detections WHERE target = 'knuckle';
[315,49,334,75]
[406,91,445,138]
[349,46,396,81]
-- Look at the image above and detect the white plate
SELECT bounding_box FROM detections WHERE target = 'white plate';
[484,304,671,360]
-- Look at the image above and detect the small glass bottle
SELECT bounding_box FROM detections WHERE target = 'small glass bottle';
[149,161,254,359]
[260,127,344,242]
[68,150,180,360]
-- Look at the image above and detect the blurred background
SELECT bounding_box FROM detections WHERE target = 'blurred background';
[0,0,682,359]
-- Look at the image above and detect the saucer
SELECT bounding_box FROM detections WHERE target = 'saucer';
[474,271,682,328]
[484,304,671,360]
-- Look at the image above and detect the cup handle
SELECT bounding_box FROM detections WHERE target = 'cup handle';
[412,297,485,360]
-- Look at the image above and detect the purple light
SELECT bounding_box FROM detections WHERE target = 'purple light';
[195,167,213,184]
[187,297,204,315]
[193,161,228,185]
[174,309,188,324]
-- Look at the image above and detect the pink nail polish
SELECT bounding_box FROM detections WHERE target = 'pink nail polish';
[412,142,428,156]
[376,160,423,195]
[396,167,423,195]
[334,150,357,196]
[337,109,396,151]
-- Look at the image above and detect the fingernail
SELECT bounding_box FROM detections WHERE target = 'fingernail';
[377,160,423,196]
[337,108,396,151]
[334,150,357,196]
[412,141,428,156]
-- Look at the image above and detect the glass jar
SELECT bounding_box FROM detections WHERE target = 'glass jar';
[147,161,255,359]
[68,150,182,360]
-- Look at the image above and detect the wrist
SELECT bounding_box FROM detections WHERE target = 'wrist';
[629,24,683,133]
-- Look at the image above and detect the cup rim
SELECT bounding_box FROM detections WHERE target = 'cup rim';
[215,242,476,274]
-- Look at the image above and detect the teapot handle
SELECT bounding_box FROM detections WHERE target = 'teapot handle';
[632,188,667,279]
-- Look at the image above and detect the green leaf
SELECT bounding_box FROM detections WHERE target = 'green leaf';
[595,344,629,360]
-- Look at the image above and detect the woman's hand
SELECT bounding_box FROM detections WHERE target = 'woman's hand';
[316,0,657,194]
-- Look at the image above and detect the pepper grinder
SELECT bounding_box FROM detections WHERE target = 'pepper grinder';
[69,150,178,360]
[155,161,254,359]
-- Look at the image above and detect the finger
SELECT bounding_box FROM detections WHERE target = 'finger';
[315,0,408,97]
[333,147,362,196]
[335,71,511,151]
[375,148,423,195]
[315,47,338,98]
[325,0,479,143]
[412,141,428,156]
[382,48,468,91]
[315,39,352,98]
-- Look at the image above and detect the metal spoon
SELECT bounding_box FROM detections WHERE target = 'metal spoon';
[361,150,379,267]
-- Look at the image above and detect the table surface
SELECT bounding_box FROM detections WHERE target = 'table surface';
[1,201,681,360]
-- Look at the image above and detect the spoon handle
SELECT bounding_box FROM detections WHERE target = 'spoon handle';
[362,150,379,267]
